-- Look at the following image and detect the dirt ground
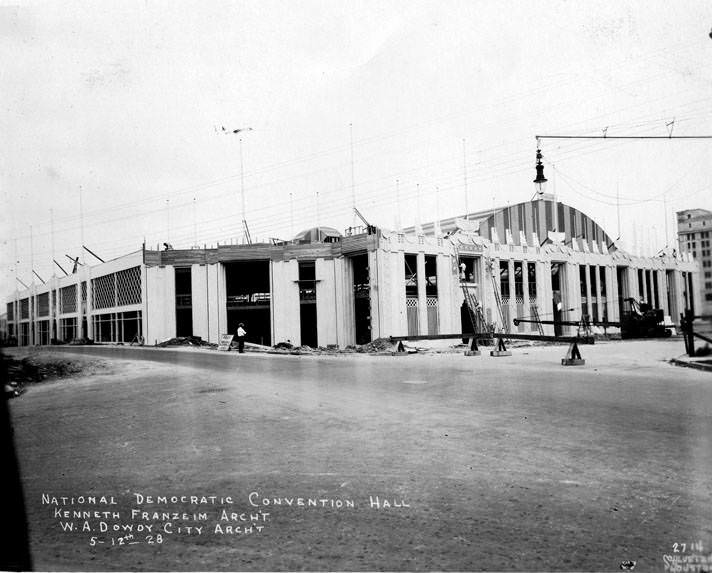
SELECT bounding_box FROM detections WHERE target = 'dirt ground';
[4,341,712,571]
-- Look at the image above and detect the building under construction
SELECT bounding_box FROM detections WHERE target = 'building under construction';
[4,195,700,348]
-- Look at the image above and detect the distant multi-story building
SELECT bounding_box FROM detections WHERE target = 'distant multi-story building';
[677,208,712,316]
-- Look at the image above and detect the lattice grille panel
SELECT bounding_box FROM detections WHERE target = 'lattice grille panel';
[61,285,77,313]
[426,296,438,307]
[20,298,29,319]
[81,281,87,302]
[117,267,141,306]
[38,292,49,316]
[6,303,13,321]
[92,274,116,309]
[406,297,418,308]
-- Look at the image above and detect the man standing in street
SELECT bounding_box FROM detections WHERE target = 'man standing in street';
[236,322,247,353]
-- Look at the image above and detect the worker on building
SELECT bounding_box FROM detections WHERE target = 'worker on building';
[236,323,247,353]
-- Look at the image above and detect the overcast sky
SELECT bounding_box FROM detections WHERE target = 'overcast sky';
[2,1,712,298]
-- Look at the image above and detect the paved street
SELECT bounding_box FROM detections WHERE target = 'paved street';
[7,340,712,571]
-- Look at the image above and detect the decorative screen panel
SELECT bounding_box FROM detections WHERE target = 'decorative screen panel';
[20,298,29,319]
[60,285,77,313]
[92,274,116,309]
[116,266,141,306]
[426,296,438,336]
[7,303,13,321]
[38,292,49,317]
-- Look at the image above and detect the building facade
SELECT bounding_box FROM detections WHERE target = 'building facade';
[677,208,712,316]
[5,197,700,347]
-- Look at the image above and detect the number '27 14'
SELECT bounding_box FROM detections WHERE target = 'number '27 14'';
[673,541,703,553]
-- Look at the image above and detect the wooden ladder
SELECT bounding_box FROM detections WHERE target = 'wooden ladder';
[531,303,545,336]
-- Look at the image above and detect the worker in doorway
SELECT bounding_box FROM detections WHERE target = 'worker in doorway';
[236,323,247,354]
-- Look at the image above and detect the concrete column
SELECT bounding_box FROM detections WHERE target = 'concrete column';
[141,266,148,343]
[565,262,581,335]
[368,250,381,340]
[270,259,300,345]
[538,260,554,336]
[375,248,395,340]
[416,252,427,335]
[144,265,176,345]
[77,279,84,339]
[666,270,678,320]
[191,263,210,341]
[593,264,602,322]
[629,268,639,303]
[507,258,516,333]
[657,270,668,315]
[336,256,356,347]
[215,263,227,341]
[30,290,35,346]
[480,256,492,327]
[391,250,407,337]
[521,260,530,332]
[87,279,94,340]
[584,264,593,319]
[436,253,452,334]
[673,270,687,318]
[48,280,55,341]
[690,269,703,315]
[606,266,618,322]
[315,258,336,346]
[490,256,502,330]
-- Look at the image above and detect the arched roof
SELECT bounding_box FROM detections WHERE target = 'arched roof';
[414,196,614,251]
[473,197,614,250]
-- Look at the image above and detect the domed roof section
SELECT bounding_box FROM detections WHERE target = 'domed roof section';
[293,226,342,244]
[471,197,614,251]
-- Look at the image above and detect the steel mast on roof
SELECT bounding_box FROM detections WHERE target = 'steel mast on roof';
[220,125,254,245]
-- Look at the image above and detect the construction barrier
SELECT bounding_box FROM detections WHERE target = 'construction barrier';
[561,341,585,366]
[490,335,512,357]
[464,336,481,356]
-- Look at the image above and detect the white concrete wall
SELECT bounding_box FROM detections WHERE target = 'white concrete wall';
[564,262,581,335]
[315,258,339,346]
[379,250,406,337]
[270,259,300,345]
[437,253,455,334]
[191,264,210,341]
[334,257,355,347]
[538,260,554,336]
[606,265,618,322]
[212,264,227,341]
[656,270,668,315]
[145,265,176,345]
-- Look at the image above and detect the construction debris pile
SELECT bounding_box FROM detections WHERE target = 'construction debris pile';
[2,352,108,398]
[349,338,395,353]
[157,336,215,348]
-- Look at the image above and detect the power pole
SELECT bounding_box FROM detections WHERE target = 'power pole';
[462,139,469,218]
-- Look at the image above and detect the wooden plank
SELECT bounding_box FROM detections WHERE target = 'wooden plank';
[389,332,595,344]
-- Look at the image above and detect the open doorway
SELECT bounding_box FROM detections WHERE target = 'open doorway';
[225,261,271,346]
[352,254,371,345]
[298,261,318,348]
